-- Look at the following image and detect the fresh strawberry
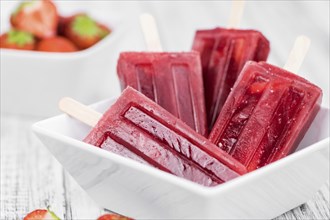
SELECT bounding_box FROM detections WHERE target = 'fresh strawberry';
[57,13,85,36]
[64,14,110,49]
[0,29,35,50]
[97,214,133,220]
[57,16,70,36]
[24,209,60,220]
[10,0,58,39]
[37,36,78,52]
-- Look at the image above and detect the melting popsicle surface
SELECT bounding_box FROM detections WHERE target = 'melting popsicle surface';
[192,28,270,130]
[209,61,322,171]
[84,87,247,186]
[117,52,208,137]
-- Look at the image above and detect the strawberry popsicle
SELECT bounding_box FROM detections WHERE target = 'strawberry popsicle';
[117,52,208,137]
[208,61,322,172]
[192,28,270,129]
[84,87,246,186]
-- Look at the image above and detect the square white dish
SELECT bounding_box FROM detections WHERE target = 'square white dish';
[32,97,330,219]
[0,1,145,117]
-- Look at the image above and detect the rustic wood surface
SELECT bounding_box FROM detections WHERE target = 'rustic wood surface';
[1,1,329,219]
[1,115,329,220]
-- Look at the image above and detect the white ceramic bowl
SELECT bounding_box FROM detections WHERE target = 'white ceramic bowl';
[0,2,145,117]
[32,98,330,219]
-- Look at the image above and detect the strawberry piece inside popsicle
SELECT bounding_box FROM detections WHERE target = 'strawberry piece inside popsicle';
[84,87,246,186]
[192,28,270,130]
[117,52,208,137]
[209,61,322,172]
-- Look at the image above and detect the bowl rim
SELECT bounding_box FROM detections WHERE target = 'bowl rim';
[31,98,330,197]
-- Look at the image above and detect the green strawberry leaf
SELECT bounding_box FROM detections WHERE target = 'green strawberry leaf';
[7,29,34,46]
[13,0,37,16]
[47,207,61,220]
[72,14,107,38]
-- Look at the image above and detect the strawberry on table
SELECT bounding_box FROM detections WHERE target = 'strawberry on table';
[24,209,60,220]
[0,29,35,50]
[64,14,110,49]
[37,36,78,52]
[97,214,133,220]
[10,0,58,39]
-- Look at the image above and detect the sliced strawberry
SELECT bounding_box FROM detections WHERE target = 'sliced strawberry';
[24,209,60,220]
[97,214,133,220]
[10,0,58,39]
[64,14,111,49]
[37,36,78,52]
[0,29,35,50]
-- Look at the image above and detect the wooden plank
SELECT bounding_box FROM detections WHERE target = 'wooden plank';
[0,115,106,219]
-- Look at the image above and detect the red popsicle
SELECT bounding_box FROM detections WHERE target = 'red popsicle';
[117,52,207,137]
[80,87,246,186]
[208,61,322,172]
[192,28,270,130]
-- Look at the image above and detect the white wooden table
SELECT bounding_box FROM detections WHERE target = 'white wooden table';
[1,1,329,219]
[1,114,329,219]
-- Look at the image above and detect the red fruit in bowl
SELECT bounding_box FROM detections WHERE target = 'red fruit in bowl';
[64,14,111,49]
[24,209,60,220]
[37,36,78,52]
[97,214,133,220]
[0,29,35,50]
[10,0,58,39]
[57,16,70,36]
[57,13,85,36]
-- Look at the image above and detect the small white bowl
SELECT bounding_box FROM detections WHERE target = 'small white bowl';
[1,3,145,117]
[32,98,329,219]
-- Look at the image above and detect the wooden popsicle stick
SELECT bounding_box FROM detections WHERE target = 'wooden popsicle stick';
[227,0,245,28]
[139,13,163,52]
[283,35,311,73]
[59,97,101,127]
